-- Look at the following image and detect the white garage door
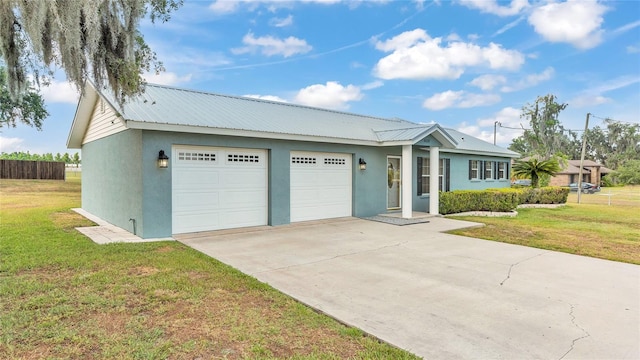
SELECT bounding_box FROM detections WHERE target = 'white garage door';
[290,151,352,222]
[172,146,267,234]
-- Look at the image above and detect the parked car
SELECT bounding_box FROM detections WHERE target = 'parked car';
[512,179,532,187]
[568,182,601,194]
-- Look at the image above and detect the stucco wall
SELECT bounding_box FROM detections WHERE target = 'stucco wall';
[81,129,143,236]
[83,130,513,238]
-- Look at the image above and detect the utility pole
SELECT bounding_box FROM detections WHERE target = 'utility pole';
[577,113,590,204]
[493,121,500,145]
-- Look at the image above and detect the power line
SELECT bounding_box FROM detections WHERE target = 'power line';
[590,114,639,125]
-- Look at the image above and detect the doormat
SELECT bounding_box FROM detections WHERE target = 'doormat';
[362,216,430,226]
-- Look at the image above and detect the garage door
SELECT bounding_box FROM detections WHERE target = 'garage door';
[290,151,352,222]
[172,146,267,234]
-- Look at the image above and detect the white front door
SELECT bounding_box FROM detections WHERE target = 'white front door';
[387,156,401,209]
[172,146,268,234]
[290,151,352,222]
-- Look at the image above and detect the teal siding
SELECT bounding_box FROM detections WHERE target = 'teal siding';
[82,131,513,238]
[81,130,144,235]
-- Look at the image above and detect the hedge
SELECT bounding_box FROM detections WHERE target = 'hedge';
[439,187,569,215]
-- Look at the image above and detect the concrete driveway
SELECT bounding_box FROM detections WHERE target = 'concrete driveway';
[177,217,640,359]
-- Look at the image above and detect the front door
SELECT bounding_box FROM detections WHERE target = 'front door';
[387,156,401,209]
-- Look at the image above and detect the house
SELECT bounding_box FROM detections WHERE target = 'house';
[549,160,613,187]
[67,82,519,239]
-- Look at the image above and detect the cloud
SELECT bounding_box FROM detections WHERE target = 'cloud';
[209,1,239,14]
[294,81,363,110]
[361,80,384,90]
[243,94,288,103]
[143,72,192,86]
[458,0,529,17]
[570,95,612,108]
[627,45,640,54]
[422,90,500,110]
[528,0,607,49]
[469,74,507,91]
[500,66,554,92]
[373,29,524,80]
[232,32,312,57]
[0,136,25,153]
[40,80,80,104]
[270,14,293,27]
[461,106,525,145]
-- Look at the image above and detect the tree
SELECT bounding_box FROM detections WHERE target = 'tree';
[510,94,578,158]
[0,67,48,129]
[72,152,81,167]
[512,157,561,188]
[584,119,640,170]
[0,0,182,107]
[612,160,640,185]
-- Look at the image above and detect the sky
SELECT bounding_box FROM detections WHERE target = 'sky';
[1,0,639,156]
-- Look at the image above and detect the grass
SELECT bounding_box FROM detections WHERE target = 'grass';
[448,186,640,265]
[0,177,418,360]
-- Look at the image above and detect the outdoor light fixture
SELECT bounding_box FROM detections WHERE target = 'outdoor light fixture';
[358,158,367,170]
[157,150,169,168]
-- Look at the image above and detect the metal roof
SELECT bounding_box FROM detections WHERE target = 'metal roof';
[68,82,518,157]
[102,83,421,143]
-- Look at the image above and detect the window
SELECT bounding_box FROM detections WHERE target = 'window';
[291,156,316,164]
[417,157,449,195]
[469,160,480,180]
[178,151,216,162]
[228,154,260,163]
[484,161,493,180]
[324,158,346,165]
[498,162,507,180]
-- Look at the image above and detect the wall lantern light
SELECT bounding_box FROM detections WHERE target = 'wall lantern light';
[157,150,169,168]
[358,158,367,170]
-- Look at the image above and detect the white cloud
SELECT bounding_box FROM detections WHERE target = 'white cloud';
[469,74,507,91]
[500,66,554,92]
[627,45,640,54]
[361,80,384,90]
[232,32,312,57]
[294,81,363,110]
[528,0,607,49]
[0,136,25,153]
[373,29,524,80]
[209,1,239,14]
[243,94,288,103]
[459,0,529,17]
[40,80,80,104]
[143,72,192,86]
[570,95,612,108]
[422,90,500,110]
[270,14,293,27]
[463,106,525,145]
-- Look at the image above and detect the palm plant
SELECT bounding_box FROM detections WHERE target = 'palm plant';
[512,157,561,188]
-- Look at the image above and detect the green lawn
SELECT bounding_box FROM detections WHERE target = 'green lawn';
[449,186,640,265]
[0,178,417,359]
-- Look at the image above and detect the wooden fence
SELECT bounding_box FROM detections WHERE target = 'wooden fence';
[0,160,66,180]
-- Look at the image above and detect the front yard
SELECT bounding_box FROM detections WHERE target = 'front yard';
[449,186,640,265]
[0,178,417,359]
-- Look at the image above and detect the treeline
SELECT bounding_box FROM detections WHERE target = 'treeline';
[0,151,81,166]
[508,94,640,185]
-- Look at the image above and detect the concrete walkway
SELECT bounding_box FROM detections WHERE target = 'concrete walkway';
[177,217,640,359]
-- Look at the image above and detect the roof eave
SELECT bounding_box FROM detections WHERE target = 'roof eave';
[66,81,99,149]
[437,147,521,158]
[125,121,382,146]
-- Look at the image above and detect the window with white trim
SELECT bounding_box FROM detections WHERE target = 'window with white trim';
[469,160,480,180]
[291,157,316,164]
[418,157,449,195]
[484,161,493,180]
[498,162,507,180]
[178,151,216,162]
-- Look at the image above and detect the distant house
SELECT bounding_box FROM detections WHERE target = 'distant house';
[67,82,519,239]
[549,160,613,187]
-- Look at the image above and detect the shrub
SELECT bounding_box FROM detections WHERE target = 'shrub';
[440,187,569,215]
[439,190,519,215]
